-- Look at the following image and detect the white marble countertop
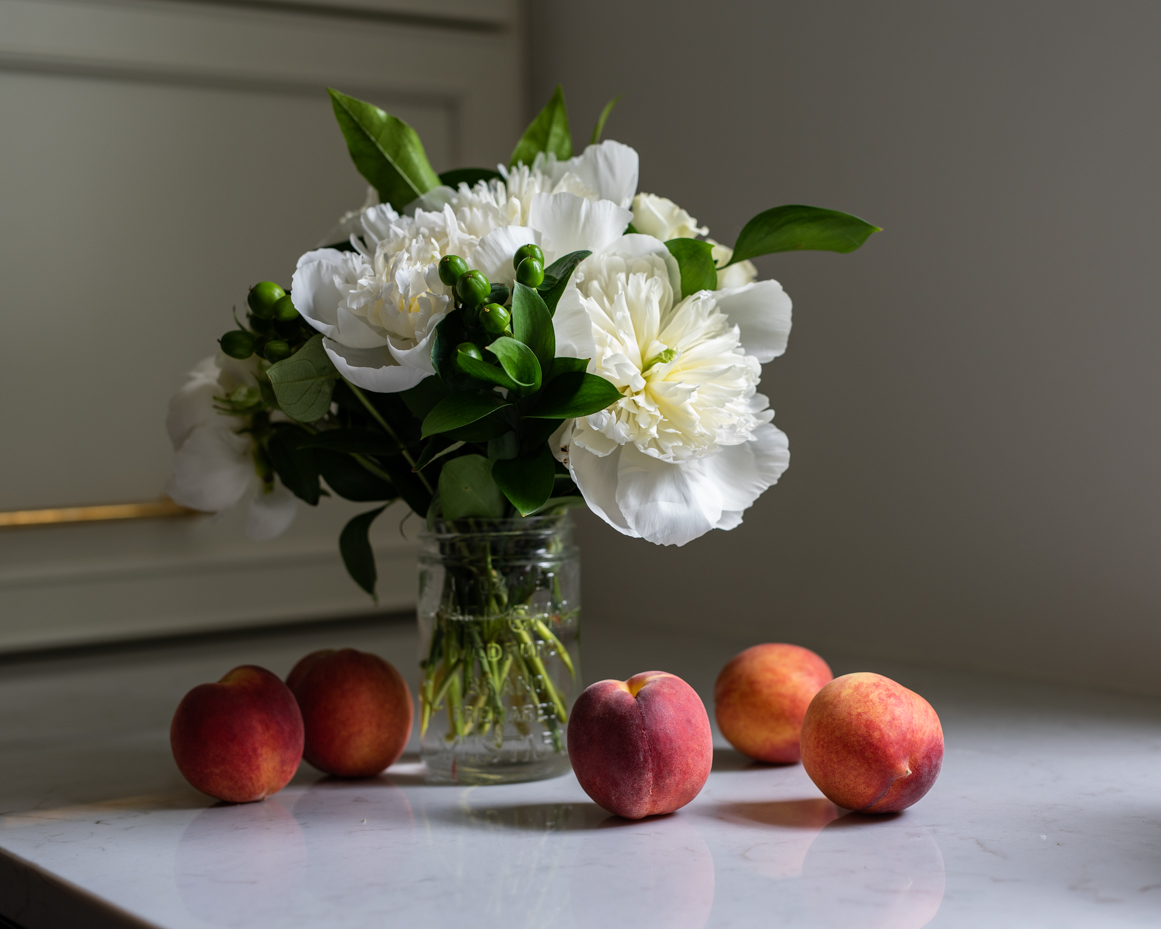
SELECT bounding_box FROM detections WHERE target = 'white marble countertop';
[2,617,1160,929]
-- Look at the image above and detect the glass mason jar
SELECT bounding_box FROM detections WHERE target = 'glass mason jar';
[416,515,581,784]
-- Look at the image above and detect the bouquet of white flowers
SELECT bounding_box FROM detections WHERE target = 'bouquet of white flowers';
[167,86,877,780]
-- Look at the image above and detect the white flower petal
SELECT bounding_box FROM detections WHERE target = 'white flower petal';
[246,480,298,541]
[714,280,793,363]
[335,306,390,349]
[568,444,638,537]
[700,424,790,517]
[471,225,541,287]
[552,287,598,360]
[167,423,253,513]
[291,248,348,338]
[323,339,429,392]
[558,141,640,209]
[385,327,439,376]
[166,357,221,447]
[529,192,632,261]
[596,233,683,298]
[613,444,720,546]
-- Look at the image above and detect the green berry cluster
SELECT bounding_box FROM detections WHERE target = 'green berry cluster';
[219,282,315,364]
[439,244,545,375]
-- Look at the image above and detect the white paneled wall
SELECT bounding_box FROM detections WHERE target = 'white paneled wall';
[0,0,523,650]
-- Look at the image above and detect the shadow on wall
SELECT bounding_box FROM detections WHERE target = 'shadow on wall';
[529,0,1161,695]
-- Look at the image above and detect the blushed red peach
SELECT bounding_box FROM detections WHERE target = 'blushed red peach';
[800,672,943,813]
[171,665,304,803]
[567,671,713,820]
[714,643,833,763]
[287,648,413,778]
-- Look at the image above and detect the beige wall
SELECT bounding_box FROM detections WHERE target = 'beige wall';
[529,1,1161,694]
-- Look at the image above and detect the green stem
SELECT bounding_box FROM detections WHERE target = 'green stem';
[344,379,434,494]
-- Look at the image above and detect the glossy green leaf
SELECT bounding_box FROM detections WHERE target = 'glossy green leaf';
[421,392,510,438]
[266,426,321,505]
[340,505,387,598]
[430,314,485,391]
[547,356,589,379]
[539,250,590,316]
[400,375,451,421]
[727,205,881,265]
[520,417,565,457]
[297,429,397,455]
[413,436,465,472]
[456,350,520,391]
[527,371,622,419]
[438,454,507,519]
[511,284,555,379]
[530,495,588,516]
[439,167,501,188]
[446,409,512,443]
[665,238,718,298]
[316,450,396,502]
[487,336,542,391]
[511,84,572,167]
[266,335,337,423]
[328,88,440,209]
[590,94,624,145]
[492,445,556,516]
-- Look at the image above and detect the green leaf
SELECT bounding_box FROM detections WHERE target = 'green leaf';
[266,335,337,423]
[340,506,387,598]
[421,392,511,438]
[527,371,622,419]
[400,375,451,421]
[492,445,556,516]
[413,436,465,472]
[439,167,501,188]
[511,84,572,167]
[487,336,542,391]
[446,409,512,443]
[455,350,520,392]
[520,417,565,456]
[728,205,881,265]
[538,250,590,315]
[430,313,485,391]
[511,283,555,379]
[377,458,431,516]
[438,454,507,519]
[297,429,397,455]
[266,426,321,505]
[530,495,588,517]
[665,238,718,298]
[548,356,589,379]
[315,450,396,502]
[328,88,440,209]
[590,94,624,145]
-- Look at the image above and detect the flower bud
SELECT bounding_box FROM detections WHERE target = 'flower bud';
[439,254,469,287]
[264,340,292,362]
[456,342,484,368]
[273,294,299,321]
[247,282,285,319]
[456,269,491,306]
[480,303,511,335]
[220,330,255,359]
[516,257,545,288]
[512,243,544,271]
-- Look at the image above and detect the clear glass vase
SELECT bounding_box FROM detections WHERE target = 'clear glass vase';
[416,515,581,784]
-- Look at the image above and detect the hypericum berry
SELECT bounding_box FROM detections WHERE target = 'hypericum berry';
[480,303,511,335]
[220,330,255,359]
[439,255,469,287]
[247,282,285,319]
[512,243,544,270]
[456,270,491,306]
[456,342,484,365]
[272,295,299,321]
[264,340,292,362]
[516,257,545,288]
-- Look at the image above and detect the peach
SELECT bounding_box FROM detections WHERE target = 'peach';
[567,671,713,820]
[171,665,304,803]
[714,643,833,763]
[800,672,943,813]
[287,648,413,778]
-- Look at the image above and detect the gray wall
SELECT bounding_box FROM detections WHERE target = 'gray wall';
[529,1,1161,695]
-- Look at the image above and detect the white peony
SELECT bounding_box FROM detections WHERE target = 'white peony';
[708,239,760,290]
[552,235,792,546]
[166,354,297,541]
[630,193,708,241]
[293,140,638,393]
